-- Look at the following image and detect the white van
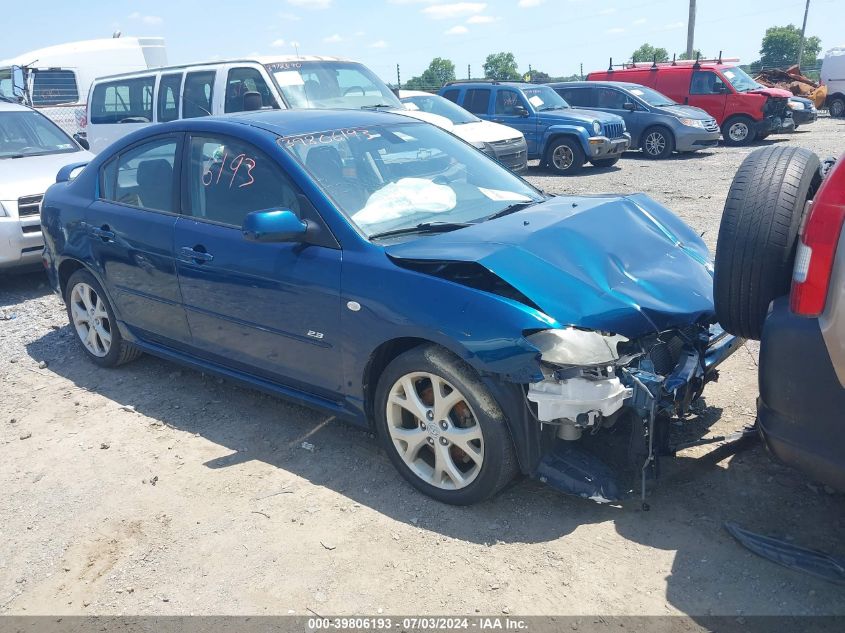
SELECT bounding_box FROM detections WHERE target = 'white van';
[0,37,167,138]
[85,56,449,153]
[821,47,845,117]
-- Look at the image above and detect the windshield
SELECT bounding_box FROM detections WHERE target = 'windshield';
[401,94,479,125]
[265,61,403,110]
[627,85,676,107]
[522,86,569,111]
[0,110,79,159]
[720,66,761,93]
[280,122,544,239]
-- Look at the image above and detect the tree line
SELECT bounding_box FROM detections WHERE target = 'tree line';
[398,24,823,93]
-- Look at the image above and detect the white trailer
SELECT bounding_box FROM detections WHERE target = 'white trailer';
[0,36,167,136]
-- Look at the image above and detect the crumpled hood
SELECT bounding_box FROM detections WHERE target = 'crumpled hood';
[748,86,792,99]
[655,104,713,120]
[0,151,93,204]
[540,108,623,128]
[385,194,715,338]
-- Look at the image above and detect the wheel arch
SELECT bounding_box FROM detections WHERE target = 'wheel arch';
[541,126,589,155]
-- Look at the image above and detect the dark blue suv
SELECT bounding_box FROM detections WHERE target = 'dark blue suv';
[440,81,630,174]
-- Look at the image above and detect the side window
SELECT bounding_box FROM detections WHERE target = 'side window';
[158,74,182,122]
[102,137,178,213]
[441,89,459,103]
[595,88,628,109]
[494,89,526,115]
[464,88,491,114]
[90,77,154,124]
[557,87,591,107]
[225,67,277,113]
[31,70,79,106]
[186,135,300,227]
[690,71,725,95]
[183,71,215,119]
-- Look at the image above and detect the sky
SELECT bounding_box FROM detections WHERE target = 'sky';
[3,0,844,84]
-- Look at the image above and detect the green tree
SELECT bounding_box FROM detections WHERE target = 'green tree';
[759,24,821,68]
[404,57,457,90]
[678,49,702,61]
[523,69,551,83]
[483,52,521,81]
[631,43,669,63]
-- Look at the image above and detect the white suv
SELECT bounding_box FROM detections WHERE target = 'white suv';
[0,100,93,271]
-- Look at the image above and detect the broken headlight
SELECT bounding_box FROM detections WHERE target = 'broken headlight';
[527,328,628,367]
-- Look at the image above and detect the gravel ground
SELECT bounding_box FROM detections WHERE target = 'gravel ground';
[1,117,844,618]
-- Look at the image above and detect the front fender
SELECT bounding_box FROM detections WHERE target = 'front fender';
[540,125,590,154]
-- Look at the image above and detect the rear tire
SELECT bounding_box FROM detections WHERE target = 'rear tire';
[65,269,142,367]
[721,115,757,146]
[714,146,822,340]
[640,126,675,159]
[829,96,845,118]
[545,137,585,175]
[374,345,518,505]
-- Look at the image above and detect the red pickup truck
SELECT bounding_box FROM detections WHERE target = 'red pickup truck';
[587,59,793,146]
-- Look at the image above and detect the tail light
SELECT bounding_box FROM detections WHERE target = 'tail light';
[790,158,845,316]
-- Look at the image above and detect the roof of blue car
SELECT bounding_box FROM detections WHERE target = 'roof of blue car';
[550,81,645,89]
[224,108,417,135]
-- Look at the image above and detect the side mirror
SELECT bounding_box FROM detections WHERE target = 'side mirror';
[72,133,90,150]
[242,209,307,243]
[11,65,25,99]
[514,105,530,117]
[623,102,636,111]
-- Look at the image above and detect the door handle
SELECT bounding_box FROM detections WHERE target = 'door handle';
[179,246,214,263]
[90,225,115,241]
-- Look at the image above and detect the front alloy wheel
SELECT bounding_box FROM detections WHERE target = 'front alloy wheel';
[386,372,484,490]
[375,345,517,505]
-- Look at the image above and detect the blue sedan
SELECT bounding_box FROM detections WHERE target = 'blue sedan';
[41,109,740,505]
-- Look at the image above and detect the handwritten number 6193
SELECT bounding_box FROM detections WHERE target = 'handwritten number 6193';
[202,153,256,188]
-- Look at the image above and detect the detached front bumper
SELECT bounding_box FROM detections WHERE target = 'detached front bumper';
[588,133,631,158]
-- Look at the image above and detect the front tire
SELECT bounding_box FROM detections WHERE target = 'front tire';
[641,126,675,159]
[721,115,757,146]
[65,270,142,367]
[545,137,585,175]
[374,345,517,505]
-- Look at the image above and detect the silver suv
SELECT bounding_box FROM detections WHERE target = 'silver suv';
[713,146,845,491]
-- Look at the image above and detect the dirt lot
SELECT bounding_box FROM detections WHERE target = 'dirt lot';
[2,117,844,618]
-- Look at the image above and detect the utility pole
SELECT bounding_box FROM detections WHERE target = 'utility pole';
[580,63,583,80]
[396,64,401,89]
[685,0,696,59]
[797,0,811,68]
[467,64,471,80]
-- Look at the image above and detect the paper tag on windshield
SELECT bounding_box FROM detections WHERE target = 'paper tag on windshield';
[478,187,533,202]
[274,71,304,86]
[528,95,544,108]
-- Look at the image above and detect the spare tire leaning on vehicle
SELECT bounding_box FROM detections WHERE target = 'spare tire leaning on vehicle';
[714,146,822,340]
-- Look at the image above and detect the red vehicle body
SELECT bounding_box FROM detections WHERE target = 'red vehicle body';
[587,61,793,145]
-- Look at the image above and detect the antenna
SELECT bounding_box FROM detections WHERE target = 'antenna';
[112,31,121,39]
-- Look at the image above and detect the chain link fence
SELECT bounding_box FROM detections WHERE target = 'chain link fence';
[35,104,86,137]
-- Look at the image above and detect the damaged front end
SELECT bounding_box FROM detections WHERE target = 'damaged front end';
[525,323,743,504]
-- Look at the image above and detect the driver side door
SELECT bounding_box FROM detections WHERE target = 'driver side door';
[174,132,344,398]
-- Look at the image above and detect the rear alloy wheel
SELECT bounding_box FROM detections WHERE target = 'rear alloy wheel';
[546,137,585,175]
[375,345,517,505]
[721,116,757,146]
[65,270,142,367]
[830,96,845,118]
[641,126,675,159]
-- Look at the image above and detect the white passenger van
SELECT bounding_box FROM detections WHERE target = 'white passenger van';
[0,37,167,138]
[821,47,845,117]
[85,56,449,153]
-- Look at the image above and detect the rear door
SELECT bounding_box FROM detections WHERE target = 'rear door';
[173,132,343,396]
[88,133,191,346]
[461,88,492,120]
[687,70,728,122]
